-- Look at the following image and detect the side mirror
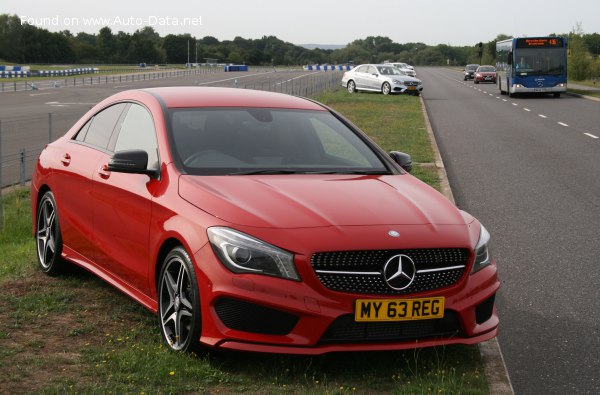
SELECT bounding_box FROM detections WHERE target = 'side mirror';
[108,149,158,177]
[389,151,413,173]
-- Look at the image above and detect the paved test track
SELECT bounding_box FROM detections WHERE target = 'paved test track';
[419,66,599,395]
[0,68,342,185]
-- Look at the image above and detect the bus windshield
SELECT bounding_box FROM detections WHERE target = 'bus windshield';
[514,47,565,76]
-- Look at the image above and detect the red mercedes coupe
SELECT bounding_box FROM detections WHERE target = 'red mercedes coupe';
[31,87,499,354]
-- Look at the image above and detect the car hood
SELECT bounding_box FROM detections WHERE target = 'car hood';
[179,174,466,229]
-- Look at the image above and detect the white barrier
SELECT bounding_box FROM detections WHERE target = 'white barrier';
[36,67,99,77]
[303,65,352,71]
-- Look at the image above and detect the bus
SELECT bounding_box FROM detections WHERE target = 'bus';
[496,37,567,98]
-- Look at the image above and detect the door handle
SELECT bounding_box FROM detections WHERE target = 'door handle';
[60,153,71,166]
[97,164,111,179]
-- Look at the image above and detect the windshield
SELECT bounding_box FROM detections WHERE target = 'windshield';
[478,66,496,72]
[514,47,565,75]
[377,66,404,75]
[169,108,390,175]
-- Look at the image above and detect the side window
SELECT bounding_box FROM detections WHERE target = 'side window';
[113,104,159,170]
[82,103,127,149]
[75,119,92,142]
[367,66,377,74]
[356,65,368,73]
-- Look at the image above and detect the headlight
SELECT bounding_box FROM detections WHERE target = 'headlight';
[207,227,300,281]
[471,224,492,274]
[392,79,402,85]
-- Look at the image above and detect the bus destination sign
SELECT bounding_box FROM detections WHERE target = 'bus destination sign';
[516,38,563,48]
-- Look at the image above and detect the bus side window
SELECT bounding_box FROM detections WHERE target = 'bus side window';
[508,52,513,65]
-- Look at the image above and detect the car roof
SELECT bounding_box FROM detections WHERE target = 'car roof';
[139,87,326,110]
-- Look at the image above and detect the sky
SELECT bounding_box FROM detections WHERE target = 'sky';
[5,0,600,46]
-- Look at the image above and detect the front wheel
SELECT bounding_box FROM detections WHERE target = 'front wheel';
[158,246,202,353]
[347,80,356,93]
[553,92,561,98]
[381,82,391,95]
[36,191,65,275]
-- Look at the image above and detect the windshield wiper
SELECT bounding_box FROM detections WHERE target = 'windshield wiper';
[305,170,391,175]
[228,169,391,175]
[228,169,300,175]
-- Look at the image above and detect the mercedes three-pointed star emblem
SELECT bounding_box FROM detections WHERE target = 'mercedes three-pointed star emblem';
[383,254,416,290]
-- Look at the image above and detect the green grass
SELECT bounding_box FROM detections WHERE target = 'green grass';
[315,90,440,191]
[0,92,487,394]
[567,79,600,98]
[0,188,35,280]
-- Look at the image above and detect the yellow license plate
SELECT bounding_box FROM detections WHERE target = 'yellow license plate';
[354,297,444,322]
[407,86,417,90]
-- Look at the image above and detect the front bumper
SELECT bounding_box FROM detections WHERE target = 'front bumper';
[392,83,423,94]
[510,83,567,94]
[193,242,499,354]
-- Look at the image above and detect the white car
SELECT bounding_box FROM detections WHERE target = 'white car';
[388,62,416,77]
[341,64,423,95]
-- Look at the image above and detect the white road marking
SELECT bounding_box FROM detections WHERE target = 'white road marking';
[558,122,569,127]
[584,133,599,139]
[489,93,493,96]
[539,114,547,118]
[523,108,531,112]
[496,97,501,99]
[30,92,54,96]
[502,99,508,102]
[512,103,518,106]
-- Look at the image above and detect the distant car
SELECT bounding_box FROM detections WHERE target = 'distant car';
[474,66,497,84]
[31,86,499,355]
[388,62,417,77]
[341,64,423,95]
[463,64,479,80]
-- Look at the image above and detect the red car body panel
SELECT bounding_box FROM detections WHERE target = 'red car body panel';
[31,87,499,355]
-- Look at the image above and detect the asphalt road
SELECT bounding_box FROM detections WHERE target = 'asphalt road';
[0,68,342,186]
[419,67,599,394]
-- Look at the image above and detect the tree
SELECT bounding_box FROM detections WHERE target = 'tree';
[98,27,117,64]
[568,23,592,80]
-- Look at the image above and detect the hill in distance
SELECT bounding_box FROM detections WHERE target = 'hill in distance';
[300,44,346,50]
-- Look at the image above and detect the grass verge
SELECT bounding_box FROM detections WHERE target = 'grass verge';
[0,89,487,394]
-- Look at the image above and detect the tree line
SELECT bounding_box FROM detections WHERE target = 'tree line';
[1,14,599,79]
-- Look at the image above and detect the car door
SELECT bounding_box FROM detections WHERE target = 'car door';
[364,65,381,90]
[51,103,128,262]
[354,65,370,90]
[91,103,159,295]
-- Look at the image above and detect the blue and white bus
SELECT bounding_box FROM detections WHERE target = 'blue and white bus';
[496,37,567,97]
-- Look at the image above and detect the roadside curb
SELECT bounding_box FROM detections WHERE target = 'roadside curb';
[419,95,515,395]
[566,91,600,102]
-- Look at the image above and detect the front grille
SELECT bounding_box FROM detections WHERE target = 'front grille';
[311,249,469,295]
[320,311,461,343]
[214,298,299,335]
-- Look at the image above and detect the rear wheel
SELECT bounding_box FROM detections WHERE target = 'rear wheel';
[158,246,202,353]
[553,92,561,98]
[382,82,391,95]
[36,191,65,275]
[347,80,356,93]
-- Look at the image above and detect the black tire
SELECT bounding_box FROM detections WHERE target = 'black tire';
[474,80,479,84]
[158,246,202,353]
[382,82,391,95]
[554,92,561,98]
[347,80,356,93]
[36,191,65,275]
